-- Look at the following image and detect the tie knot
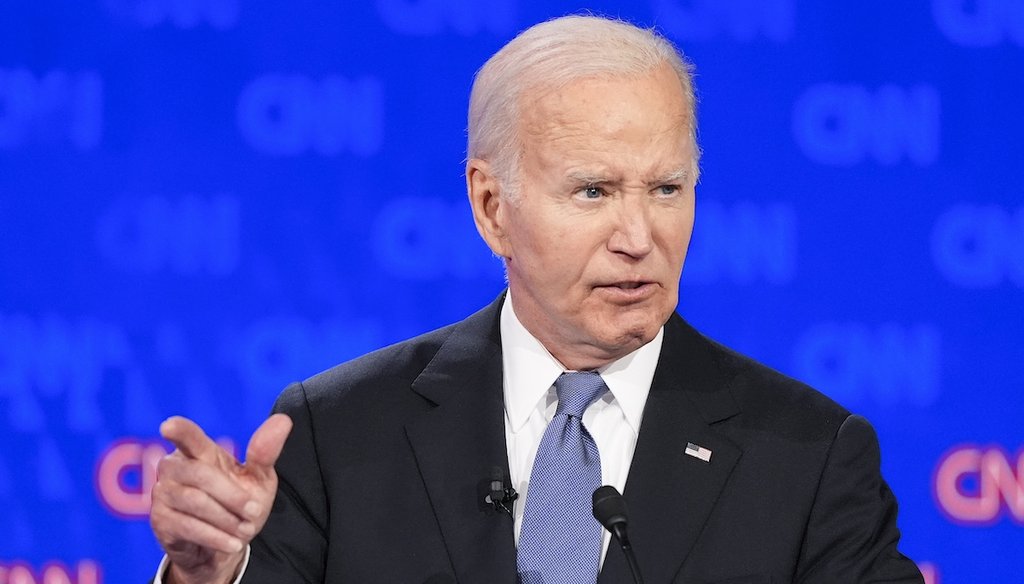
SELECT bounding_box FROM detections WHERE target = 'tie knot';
[554,371,607,418]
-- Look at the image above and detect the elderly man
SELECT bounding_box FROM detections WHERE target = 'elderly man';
[150,15,923,584]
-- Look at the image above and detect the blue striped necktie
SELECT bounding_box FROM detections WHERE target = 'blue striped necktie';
[517,371,607,584]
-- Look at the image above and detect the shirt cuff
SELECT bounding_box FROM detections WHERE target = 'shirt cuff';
[153,545,252,584]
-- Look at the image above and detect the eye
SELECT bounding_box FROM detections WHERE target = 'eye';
[656,184,680,196]
[578,185,604,199]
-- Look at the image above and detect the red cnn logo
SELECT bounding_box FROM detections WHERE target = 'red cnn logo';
[918,561,939,584]
[0,561,101,584]
[933,445,1024,525]
[94,437,236,518]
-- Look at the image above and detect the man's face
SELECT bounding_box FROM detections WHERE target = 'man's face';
[469,64,696,370]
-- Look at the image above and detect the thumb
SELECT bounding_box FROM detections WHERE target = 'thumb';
[245,413,293,476]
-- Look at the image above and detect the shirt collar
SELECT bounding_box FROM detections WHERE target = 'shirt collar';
[500,293,663,436]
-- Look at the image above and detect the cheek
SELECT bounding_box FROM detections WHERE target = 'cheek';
[512,220,562,264]
[523,217,600,267]
[677,223,695,260]
[656,213,695,257]
[508,221,581,291]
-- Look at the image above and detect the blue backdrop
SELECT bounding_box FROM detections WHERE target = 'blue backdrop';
[1,1,1021,582]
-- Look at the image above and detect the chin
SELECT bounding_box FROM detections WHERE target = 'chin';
[617,304,668,337]
[599,319,660,356]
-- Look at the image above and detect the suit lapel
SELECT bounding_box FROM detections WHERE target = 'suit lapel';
[600,314,744,584]
[404,295,518,584]
[402,300,743,583]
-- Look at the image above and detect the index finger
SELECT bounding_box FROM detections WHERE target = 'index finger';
[161,416,222,462]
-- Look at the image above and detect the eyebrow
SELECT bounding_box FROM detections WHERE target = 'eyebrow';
[565,171,610,185]
[564,167,690,186]
[652,167,690,185]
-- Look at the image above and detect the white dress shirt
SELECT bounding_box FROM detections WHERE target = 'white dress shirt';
[501,293,661,565]
[156,293,662,581]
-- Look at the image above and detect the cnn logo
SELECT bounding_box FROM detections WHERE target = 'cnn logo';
[0,561,101,584]
[933,445,1024,524]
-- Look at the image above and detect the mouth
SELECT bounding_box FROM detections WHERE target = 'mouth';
[598,279,653,289]
[594,280,657,301]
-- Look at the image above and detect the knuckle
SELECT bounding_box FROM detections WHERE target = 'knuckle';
[179,486,210,514]
[151,481,178,509]
[173,487,198,511]
[156,455,189,481]
[176,524,199,545]
[149,507,167,531]
[177,516,205,541]
[230,487,253,509]
[155,455,174,476]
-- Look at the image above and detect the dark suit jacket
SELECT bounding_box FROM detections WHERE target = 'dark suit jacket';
[243,294,922,584]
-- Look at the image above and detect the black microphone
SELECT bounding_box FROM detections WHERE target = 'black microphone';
[593,485,645,584]
[481,469,518,518]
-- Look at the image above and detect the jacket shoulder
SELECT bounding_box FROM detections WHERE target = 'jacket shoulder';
[305,322,458,393]
[276,295,504,415]
[667,314,851,440]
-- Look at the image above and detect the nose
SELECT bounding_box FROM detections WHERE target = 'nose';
[607,197,654,259]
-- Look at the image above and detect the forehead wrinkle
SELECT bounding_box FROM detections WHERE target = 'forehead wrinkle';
[560,121,692,187]
[518,74,695,186]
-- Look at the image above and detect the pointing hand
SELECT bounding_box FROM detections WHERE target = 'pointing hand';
[150,414,293,584]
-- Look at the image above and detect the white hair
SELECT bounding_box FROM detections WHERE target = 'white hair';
[467,14,700,201]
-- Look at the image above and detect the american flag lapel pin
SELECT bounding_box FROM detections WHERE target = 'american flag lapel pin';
[685,441,713,463]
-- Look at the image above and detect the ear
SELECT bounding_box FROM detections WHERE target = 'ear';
[466,158,512,258]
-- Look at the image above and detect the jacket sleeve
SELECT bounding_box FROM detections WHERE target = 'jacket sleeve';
[795,414,923,584]
[242,382,329,583]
